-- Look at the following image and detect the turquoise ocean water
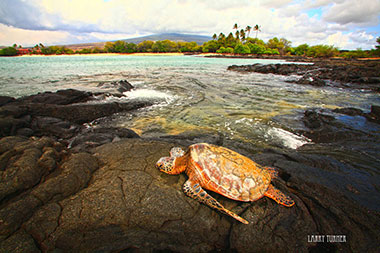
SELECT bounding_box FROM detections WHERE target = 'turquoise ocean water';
[0,55,279,97]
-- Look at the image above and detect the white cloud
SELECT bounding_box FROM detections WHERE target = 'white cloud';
[0,23,136,47]
[323,0,380,26]
[0,24,70,46]
[0,0,379,49]
[326,32,349,48]
[259,0,295,8]
[348,31,376,49]
[303,0,332,9]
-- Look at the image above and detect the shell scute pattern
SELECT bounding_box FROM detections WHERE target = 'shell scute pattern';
[189,143,271,201]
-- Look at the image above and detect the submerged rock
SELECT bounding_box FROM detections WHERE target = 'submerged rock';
[369,105,380,123]
[112,79,134,93]
[97,80,134,94]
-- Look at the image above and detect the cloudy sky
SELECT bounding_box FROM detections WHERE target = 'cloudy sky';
[0,0,379,50]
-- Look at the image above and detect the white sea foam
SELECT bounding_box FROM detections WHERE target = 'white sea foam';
[130,80,145,86]
[235,117,254,124]
[87,88,175,105]
[123,89,176,103]
[266,127,311,149]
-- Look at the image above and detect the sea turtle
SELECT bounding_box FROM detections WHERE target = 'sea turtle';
[156,143,295,224]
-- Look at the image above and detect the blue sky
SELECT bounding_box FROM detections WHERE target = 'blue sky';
[0,0,379,50]
[306,8,323,18]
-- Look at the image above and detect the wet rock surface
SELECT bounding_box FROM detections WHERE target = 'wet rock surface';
[227,59,380,91]
[68,127,140,152]
[18,89,93,105]
[0,89,151,143]
[301,106,380,143]
[0,137,379,252]
[0,96,15,106]
[0,89,379,252]
[97,79,134,94]
[273,105,380,213]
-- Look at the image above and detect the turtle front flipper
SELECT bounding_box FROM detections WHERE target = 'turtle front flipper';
[264,184,295,207]
[183,180,249,224]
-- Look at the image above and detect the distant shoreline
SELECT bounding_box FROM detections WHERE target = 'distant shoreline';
[19,52,187,57]
[13,52,380,62]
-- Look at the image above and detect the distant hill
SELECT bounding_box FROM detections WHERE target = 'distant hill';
[62,33,211,50]
[62,42,106,51]
[123,33,211,45]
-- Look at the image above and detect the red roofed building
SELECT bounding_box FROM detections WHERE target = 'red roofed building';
[16,48,31,55]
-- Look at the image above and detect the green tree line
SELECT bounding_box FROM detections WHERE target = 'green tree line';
[1,29,380,58]
[103,40,202,53]
[0,47,17,56]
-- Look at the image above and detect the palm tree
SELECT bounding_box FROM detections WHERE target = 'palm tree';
[217,33,225,44]
[254,24,261,39]
[235,30,240,41]
[226,32,235,47]
[245,25,252,38]
[240,29,246,42]
[212,34,217,40]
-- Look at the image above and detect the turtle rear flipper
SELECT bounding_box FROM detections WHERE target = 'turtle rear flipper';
[183,179,249,224]
[264,184,295,207]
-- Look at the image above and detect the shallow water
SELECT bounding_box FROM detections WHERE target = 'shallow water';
[1,55,379,150]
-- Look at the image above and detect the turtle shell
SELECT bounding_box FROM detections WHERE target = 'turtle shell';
[187,143,271,202]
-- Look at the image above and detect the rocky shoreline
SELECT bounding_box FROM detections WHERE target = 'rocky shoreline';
[0,86,379,252]
[227,58,380,91]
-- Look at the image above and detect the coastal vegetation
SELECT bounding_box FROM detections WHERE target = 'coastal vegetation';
[1,26,379,58]
[0,47,17,56]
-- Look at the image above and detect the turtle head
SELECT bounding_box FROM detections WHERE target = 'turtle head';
[156,147,186,174]
[156,156,177,174]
